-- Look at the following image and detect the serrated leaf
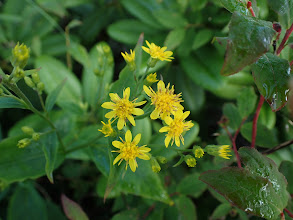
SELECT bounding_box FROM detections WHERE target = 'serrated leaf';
[8,184,48,220]
[35,56,82,105]
[221,12,276,76]
[0,97,27,109]
[279,161,293,194]
[251,53,291,111]
[240,122,278,148]
[237,87,257,118]
[61,194,89,220]
[45,79,66,112]
[220,0,249,15]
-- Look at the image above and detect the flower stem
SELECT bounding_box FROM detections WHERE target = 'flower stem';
[251,95,264,148]
[232,118,247,168]
[262,139,293,155]
[284,208,293,218]
[247,1,256,17]
[277,23,293,55]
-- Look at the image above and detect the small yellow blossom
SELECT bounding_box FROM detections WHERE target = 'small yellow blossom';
[143,80,183,120]
[98,120,115,137]
[159,110,194,147]
[121,49,135,63]
[193,146,204,158]
[121,49,136,70]
[12,42,30,69]
[205,145,232,159]
[185,155,197,167]
[150,157,161,173]
[142,41,174,62]
[146,73,159,84]
[101,88,146,130]
[17,138,31,148]
[112,130,151,172]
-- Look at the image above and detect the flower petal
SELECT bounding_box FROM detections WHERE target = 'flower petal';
[165,135,172,148]
[109,93,120,103]
[101,102,115,109]
[113,154,123,165]
[150,109,160,120]
[125,130,132,143]
[132,108,144,115]
[159,126,169,133]
[117,118,125,130]
[129,159,137,172]
[175,136,180,147]
[112,141,123,149]
[138,153,150,160]
[127,115,136,126]
[105,111,116,119]
[157,80,165,91]
[134,101,147,106]
[164,116,173,125]
[123,87,130,100]
[143,85,153,97]
[142,46,150,54]
[139,146,151,152]
[133,133,141,145]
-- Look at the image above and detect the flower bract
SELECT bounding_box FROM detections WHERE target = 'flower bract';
[112,130,151,172]
[159,110,194,147]
[101,88,146,130]
[143,80,183,120]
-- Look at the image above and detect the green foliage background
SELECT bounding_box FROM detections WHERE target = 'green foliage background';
[1,0,293,219]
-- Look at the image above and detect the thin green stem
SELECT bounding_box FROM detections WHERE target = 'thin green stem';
[37,92,46,113]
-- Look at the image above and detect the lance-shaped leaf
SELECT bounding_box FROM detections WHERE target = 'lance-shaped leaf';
[61,194,89,220]
[251,53,291,111]
[221,12,276,76]
[200,147,289,220]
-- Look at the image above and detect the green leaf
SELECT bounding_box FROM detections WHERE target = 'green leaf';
[221,12,276,76]
[174,195,197,220]
[279,161,293,194]
[267,0,293,29]
[41,132,58,183]
[131,117,152,145]
[45,79,66,112]
[69,42,90,67]
[223,103,242,130]
[164,28,186,51]
[82,42,114,107]
[0,97,27,109]
[0,135,64,185]
[153,9,188,29]
[211,203,231,220]
[240,122,278,148]
[8,184,48,220]
[259,103,276,129]
[219,0,249,15]
[87,145,110,177]
[176,172,207,198]
[46,201,67,220]
[111,209,139,220]
[35,56,82,105]
[121,0,163,29]
[237,87,257,118]
[251,53,291,111]
[192,29,213,50]
[61,194,89,220]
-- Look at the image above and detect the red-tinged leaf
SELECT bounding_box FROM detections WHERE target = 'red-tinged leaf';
[251,53,291,111]
[61,194,89,220]
[221,12,276,76]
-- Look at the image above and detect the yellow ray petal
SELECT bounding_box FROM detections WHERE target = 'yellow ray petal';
[125,130,132,143]
[132,133,141,145]
[117,118,125,130]
[101,102,115,109]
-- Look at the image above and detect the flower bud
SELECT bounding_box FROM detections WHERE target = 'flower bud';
[32,133,40,141]
[37,82,45,92]
[184,155,197,167]
[147,58,158,68]
[192,146,205,158]
[11,43,30,69]
[150,157,161,173]
[156,156,167,164]
[21,126,34,135]
[32,72,40,84]
[144,73,159,86]
[205,145,232,159]
[17,138,31,148]
[14,67,25,78]
[24,76,35,88]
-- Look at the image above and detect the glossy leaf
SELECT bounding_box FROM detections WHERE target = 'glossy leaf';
[220,0,249,15]
[35,56,82,105]
[45,79,66,112]
[240,122,278,148]
[251,53,291,111]
[267,0,293,29]
[0,97,27,109]
[237,87,257,118]
[279,161,293,194]
[61,194,89,220]
[0,135,64,185]
[8,184,48,220]
[41,131,58,183]
[221,12,276,76]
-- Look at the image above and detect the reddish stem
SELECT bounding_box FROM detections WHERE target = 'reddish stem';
[143,204,155,219]
[232,118,247,168]
[251,95,265,149]
[284,208,293,218]
[290,60,293,66]
[277,23,293,55]
[247,1,256,17]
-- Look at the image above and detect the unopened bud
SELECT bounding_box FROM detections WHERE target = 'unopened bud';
[247,1,252,8]
[11,42,30,69]
[14,67,25,78]
[32,133,40,141]
[24,76,35,88]
[184,155,197,167]
[192,146,205,158]
[156,156,167,164]
[273,22,282,33]
[21,126,34,135]
[31,72,40,84]
[150,157,161,173]
[17,138,31,148]
[147,58,158,68]
[37,82,44,92]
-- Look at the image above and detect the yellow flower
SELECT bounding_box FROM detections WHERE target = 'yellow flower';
[112,130,151,172]
[98,120,115,137]
[12,42,30,69]
[101,88,146,130]
[142,41,174,62]
[159,110,194,147]
[146,73,159,84]
[185,155,197,167]
[193,146,204,158]
[121,49,135,63]
[205,145,232,159]
[143,80,183,120]
[150,157,161,173]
